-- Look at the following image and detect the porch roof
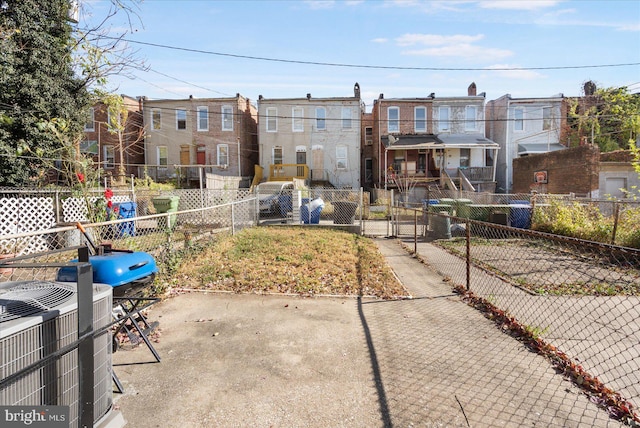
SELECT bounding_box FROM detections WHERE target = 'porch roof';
[383,133,499,150]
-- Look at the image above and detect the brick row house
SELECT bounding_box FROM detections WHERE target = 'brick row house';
[142,94,258,186]
[81,95,145,181]
[369,83,500,199]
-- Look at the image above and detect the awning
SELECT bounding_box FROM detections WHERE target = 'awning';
[518,143,566,155]
[383,133,499,150]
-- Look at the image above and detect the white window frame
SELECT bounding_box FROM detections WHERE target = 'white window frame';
[388,106,399,133]
[176,108,187,130]
[292,107,304,132]
[542,106,552,131]
[414,106,426,132]
[336,146,348,170]
[266,107,277,132]
[514,108,524,131]
[438,106,450,132]
[197,106,209,131]
[84,107,95,131]
[273,146,283,165]
[217,144,229,166]
[315,107,326,131]
[151,109,161,130]
[222,105,233,131]
[341,107,352,129]
[103,145,115,169]
[465,106,477,131]
[157,146,168,169]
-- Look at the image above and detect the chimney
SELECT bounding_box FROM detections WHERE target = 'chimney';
[354,82,361,99]
[379,93,384,99]
[307,93,311,100]
[468,82,477,96]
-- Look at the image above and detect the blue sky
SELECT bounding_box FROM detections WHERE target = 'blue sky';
[80,0,640,110]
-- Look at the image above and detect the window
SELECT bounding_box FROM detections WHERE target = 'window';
[365,126,373,145]
[336,146,348,169]
[158,146,168,168]
[465,106,477,131]
[266,107,277,132]
[80,140,98,155]
[273,146,283,165]
[438,107,450,132]
[543,107,552,130]
[315,107,326,130]
[460,148,470,168]
[341,107,352,129]
[217,144,229,166]
[514,108,524,131]
[151,109,161,130]
[222,106,233,131]
[414,107,426,132]
[84,108,95,131]
[388,107,399,132]
[176,109,186,130]
[197,106,208,131]
[103,145,115,169]
[292,107,304,132]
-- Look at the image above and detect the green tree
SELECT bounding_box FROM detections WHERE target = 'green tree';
[0,0,91,186]
[568,83,640,152]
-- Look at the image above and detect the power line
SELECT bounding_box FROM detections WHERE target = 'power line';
[108,37,640,72]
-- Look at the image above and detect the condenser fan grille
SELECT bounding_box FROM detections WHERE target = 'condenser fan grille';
[0,281,76,323]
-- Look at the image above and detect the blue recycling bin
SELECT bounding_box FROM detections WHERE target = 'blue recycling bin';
[115,202,136,237]
[509,200,532,229]
[278,194,292,217]
[301,198,324,224]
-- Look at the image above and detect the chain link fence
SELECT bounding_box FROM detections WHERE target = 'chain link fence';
[392,206,640,425]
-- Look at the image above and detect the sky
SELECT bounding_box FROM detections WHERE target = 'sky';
[79,0,640,111]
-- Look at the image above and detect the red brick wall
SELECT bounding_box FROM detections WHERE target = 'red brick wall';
[512,145,600,195]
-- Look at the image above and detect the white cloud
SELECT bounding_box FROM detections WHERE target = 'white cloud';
[372,38,389,44]
[618,23,640,32]
[478,1,561,10]
[304,1,335,10]
[402,44,512,61]
[395,33,484,46]
[483,64,544,80]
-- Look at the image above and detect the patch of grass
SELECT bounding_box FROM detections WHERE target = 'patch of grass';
[171,227,408,299]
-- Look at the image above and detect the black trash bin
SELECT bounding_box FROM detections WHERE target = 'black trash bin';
[333,201,358,224]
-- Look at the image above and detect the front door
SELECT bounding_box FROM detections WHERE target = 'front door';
[296,151,307,178]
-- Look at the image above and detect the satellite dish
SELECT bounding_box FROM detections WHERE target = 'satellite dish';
[388,135,398,145]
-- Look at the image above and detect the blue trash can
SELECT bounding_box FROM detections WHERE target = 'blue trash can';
[116,202,136,237]
[509,200,531,229]
[301,198,324,224]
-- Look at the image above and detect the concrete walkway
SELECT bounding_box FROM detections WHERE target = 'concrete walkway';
[111,237,623,427]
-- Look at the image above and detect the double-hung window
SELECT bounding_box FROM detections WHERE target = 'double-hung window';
[151,109,161,130]
[217,144,229,166]
[542,107,552,130]
[336,146,348,169]
[388,107,399,133]
[266,107,277,132]
[465,106,477,131]
[316,107,326,131]
[176,109,187,130]
[341,107,352,129]
[222,106,233,131]
[292,107,304,132]
[157,146,168,168]
[414,107,426,132]
[438,107,450,132]
[103,145,115,169]
[84,108,95,131]
[197,106,208,131]
[514,108,524,131]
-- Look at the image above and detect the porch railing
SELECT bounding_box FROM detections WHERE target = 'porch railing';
[269,164,309,181]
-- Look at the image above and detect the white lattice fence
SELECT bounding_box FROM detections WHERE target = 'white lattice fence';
[0,197,56,255]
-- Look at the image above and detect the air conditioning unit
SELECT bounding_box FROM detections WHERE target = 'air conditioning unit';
[365,139,373,146]
[0,280,114,428]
